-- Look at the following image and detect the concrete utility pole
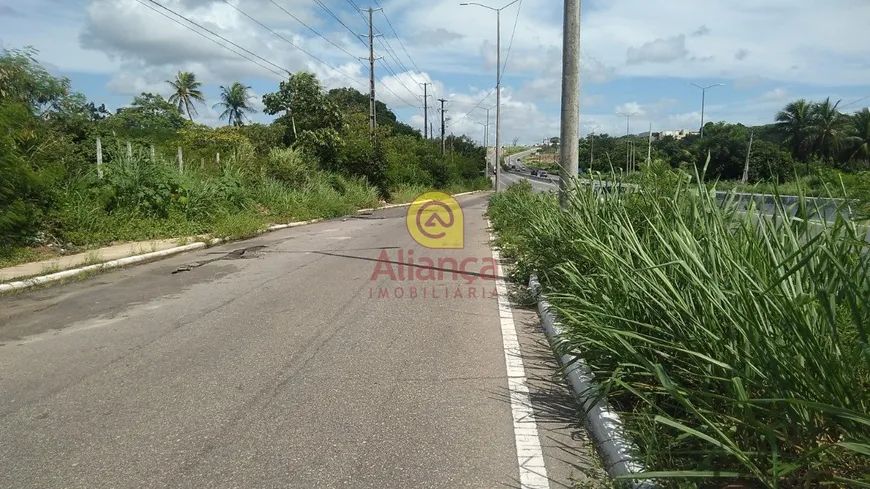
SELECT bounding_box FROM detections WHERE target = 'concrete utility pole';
[558,0,581,207]
[742,131,754,184]
[475,121,489,148]
[420,82,431,138]
[646,122,652,166]
[617,111,637,172]
[588,125,600,172]
[461,0,519,192]
[686,82,724,138]
[362,7,383,140]
[438,98,447,155]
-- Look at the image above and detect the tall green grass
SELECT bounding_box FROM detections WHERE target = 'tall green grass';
[488,163,870,488]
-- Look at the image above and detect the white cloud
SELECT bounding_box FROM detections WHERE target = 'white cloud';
[626,34,689,65]
[2,0,868,146]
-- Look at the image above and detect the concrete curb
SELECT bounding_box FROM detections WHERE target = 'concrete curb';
[0,190,488,293]
[528,274,657,489]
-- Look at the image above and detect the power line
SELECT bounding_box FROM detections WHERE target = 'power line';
[138,0,289,77]
[373,0,424,79]
[376,54,422,102]
[500,0,523,79]
[451,87,496,125]
[313,0,367,48]
[219,0,365,88]
[263,0,362,62]
[133,0,286,78]
[841,95,870,110]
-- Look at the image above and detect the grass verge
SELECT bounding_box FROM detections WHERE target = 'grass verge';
[487,161,870,488]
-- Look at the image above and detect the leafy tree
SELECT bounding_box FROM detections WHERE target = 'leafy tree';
[263,72,342,143]
[166,71,206,121]
[214,82,256,127]
[326,87,420,138]
[105,92,187,141]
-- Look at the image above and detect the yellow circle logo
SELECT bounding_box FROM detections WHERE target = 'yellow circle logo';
[406,192,464,249]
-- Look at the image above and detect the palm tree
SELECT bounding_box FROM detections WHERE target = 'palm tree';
[213,82,255,127]
[166,71,205,121]
[775,99,812,162]
[848,108,870,165]
[806,97,850,161]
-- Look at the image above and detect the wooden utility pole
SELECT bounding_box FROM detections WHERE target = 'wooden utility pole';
[438,98,447,155]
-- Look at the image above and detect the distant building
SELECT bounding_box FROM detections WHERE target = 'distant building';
[637,129,697,141]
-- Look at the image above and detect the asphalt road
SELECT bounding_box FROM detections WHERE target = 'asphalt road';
[0,193,602,489]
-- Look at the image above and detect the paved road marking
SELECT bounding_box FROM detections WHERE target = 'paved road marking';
[489,223,550,489]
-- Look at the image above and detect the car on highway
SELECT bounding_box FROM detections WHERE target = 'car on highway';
[538,170,548,177]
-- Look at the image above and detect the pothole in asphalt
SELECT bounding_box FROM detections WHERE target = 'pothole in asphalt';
[172,246,267,274]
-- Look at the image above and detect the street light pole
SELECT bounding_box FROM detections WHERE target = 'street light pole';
[587,124,600,173]
[460,0,520,192]
[617,111,637,172]
[686,82,724,138]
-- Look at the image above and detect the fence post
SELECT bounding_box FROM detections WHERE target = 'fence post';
[150,144,155,163]
[126,141,132,159]
[216,151,220,167]
[177,146,183,174]
[96,137,103,179]
[200,158,204,170]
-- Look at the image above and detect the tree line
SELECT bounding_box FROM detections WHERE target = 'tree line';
[570,97,870,186]
[0,45,488,257]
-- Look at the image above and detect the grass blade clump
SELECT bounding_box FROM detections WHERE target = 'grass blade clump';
[487,159,870,488]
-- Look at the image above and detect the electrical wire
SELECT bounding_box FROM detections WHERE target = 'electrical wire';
[500,0,523,79]
[263,0,362,61]
[218,0,364,88]
[373,0,425,79]
[451,87,496,125]
[136,0,288,77]
[313,0,367,48]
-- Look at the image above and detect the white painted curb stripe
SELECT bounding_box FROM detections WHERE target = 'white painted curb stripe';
[488,222,550,489]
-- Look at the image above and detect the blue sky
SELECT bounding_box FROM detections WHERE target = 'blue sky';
[1,0,868,145]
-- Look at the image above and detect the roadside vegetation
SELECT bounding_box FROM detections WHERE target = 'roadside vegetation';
[0,46,489,267]
[564,98,870,211]
[488,163,870,488]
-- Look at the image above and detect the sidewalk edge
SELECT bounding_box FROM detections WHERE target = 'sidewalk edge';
[1,190,489,293]
[528,273,658,489]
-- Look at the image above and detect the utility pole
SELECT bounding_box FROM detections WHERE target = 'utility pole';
[559,0,581,206]
[617,111,637,172]
[742,131,754,184]
[646,122,652,166]
[420,82,431,138]
[686,82,724,138]
[438,98,447,155]
[361,7,383,140]
[461,0,519,192]
[587,125,600,173]
[430,122,434,140]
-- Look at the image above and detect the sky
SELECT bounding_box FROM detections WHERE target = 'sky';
[1,0,869,145]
